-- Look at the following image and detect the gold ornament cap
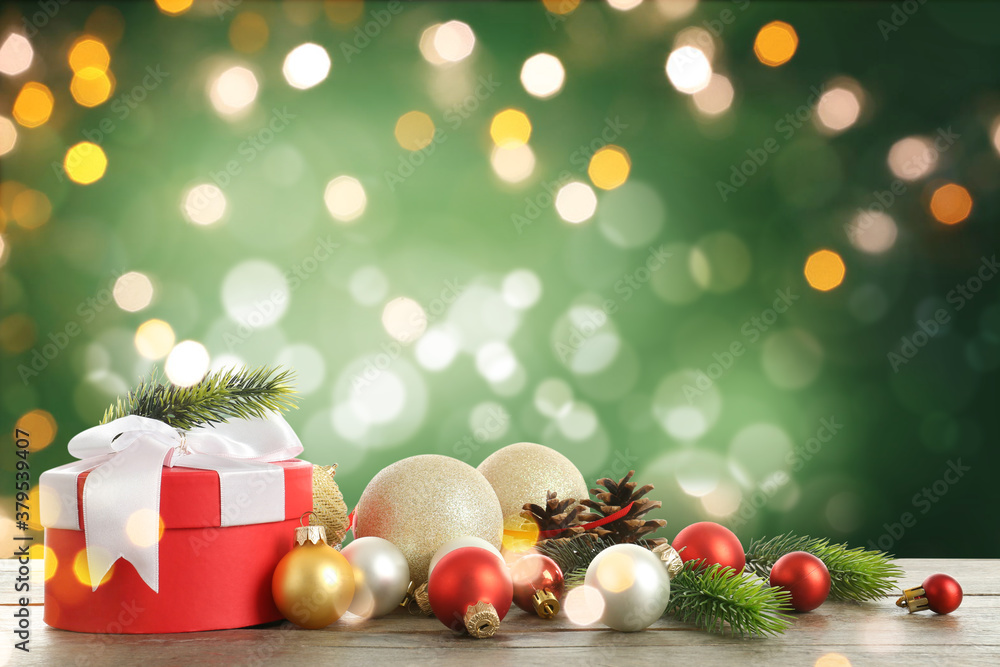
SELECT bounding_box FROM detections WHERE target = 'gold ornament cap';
[414,582,433,616]
[295,512,328,546]
[464,601,500,638]
[652,541,684,579]
[532,590,560,619]
[896,585,930,613]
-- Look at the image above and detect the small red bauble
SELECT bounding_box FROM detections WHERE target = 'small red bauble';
[428,546,513,637]
[769,551,831,612]
[510,554,564,618]
[673,522,746,573]
[916,573,963,614]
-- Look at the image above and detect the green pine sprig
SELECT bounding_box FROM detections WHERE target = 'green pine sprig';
[101,365,297,431]
[667,562,794,638]
[744,533,903,602]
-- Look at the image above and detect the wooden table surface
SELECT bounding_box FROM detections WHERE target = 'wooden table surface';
[1,559,997,666]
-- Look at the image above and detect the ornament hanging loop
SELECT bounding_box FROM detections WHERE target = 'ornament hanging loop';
[295,511,327,545]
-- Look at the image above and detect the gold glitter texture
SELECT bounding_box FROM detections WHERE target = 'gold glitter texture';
[477,442,589,524]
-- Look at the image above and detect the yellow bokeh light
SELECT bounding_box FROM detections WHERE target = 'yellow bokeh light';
[490,108,532,147]
[502,515,540,552]
[29,545,59,581]
[135,319,176,360]
[70,67,114,108]
[754,21,798,67]
[72,548,115,588]
[85,5,126,47]
[64,142,108,185]
[542,0,580,15]
[155,0,193,16]
[394,111,436,151]
[804,249,846,292]
[815,654,852,667]
[230,12,270,54]
[588,145,631,190]
[27,485,43,531]
[596,551,636,593]
[68,37,110,73]
[12,188,51,229]
[929,183,972,225]
[12,82,54,128]
[126,508,165,548]
[15,409,57,452]
[0,313,36,353]
[325,0,365,25]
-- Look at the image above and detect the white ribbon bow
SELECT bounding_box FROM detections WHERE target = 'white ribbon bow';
[39,412,303,593]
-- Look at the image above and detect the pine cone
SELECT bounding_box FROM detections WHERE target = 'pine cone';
[521,491,586,541]
[578,471,667,547]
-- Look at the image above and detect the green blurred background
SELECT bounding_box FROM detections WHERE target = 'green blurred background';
[2,0,998,557]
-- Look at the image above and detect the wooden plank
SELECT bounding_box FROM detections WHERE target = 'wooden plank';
[1,558,997,665]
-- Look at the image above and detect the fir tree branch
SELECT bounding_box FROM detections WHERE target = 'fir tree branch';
[667,562,793,638]
[101,366,298,430]
[744,533,903,602]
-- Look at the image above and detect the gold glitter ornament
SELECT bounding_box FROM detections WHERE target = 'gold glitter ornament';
[310,464,349,546]
[477,442,589,526]
[353,454,503,584]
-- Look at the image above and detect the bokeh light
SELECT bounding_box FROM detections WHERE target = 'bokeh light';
[804,249,846,291]
[655,0,697,19]
[382,297,428,343]
[349,266,389,306]
[230,12,270,54]
[12,189,51,229]
[419,24,447,65]
[543,0,581,15]
[13,82,54,128]
[502,269,542,309]
[64,142,108,185]
[588,145,631,190]
[324,175,367,222]
[415,326,459,371]
[847,211,898,254]
[887,136,937,180]
[476,341,517,383]
[209,66,259,116]
[155,0,193,16]
[675,27,717,62]
[68,38,110,73]
[816,87,862,133]
[15,409,56,452]
[182,183,227,225]
[555,182,598,223]
[395,111,436,151]
[490,108,532,147]
[564,585,605,626]
[70,67,114,107]
[521,53,565,99]
[434,21,476,62]
[607,0,642,10]
[282,43,331,89]
[761,330,824,389]
[692,74,734,116]
[815,654,852,667]
[72,547,115,588]
[222,260,289,327]
[165,340,210,387]
[135,319,175,360]
[491,144,536,183]
[125,508,163,548]
[666,46,712,94]
[754,21,798,66]
[0,115,16,155]
[113,271,154,312]
[0,33,33,75]
[929,183,972,225]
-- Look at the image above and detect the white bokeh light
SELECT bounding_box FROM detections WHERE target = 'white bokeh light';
[476,341,517,383]
[349,266,389,306]
[209,65,258,116]
[534,378,573,418]
[0,34,33,76]
[382,297,427,343]
[275,344,326,395]
[816,87,861,132]
[520,53,565,99]
[183,183,227,225]
[887,136,937,181]
[847,211,898,254]
[415,325,459,371]
[222,260,289,328]
[324,175,367,222]
[607,0,642,10]
[282,43,331,90]
[113,271,154,312]
[555,182,598,224]
[433,21,475,62]
[491,144,535,183]
[502,269,542,309]
[0,115,16,156]
[165,340,210,387]
[419,24,446,65]
[666,46,712,94]
[692,74,734,116]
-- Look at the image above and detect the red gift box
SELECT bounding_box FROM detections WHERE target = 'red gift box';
[43,459,312,633]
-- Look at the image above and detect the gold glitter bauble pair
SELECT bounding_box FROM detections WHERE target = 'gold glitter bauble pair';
[353,454,503,584]
[477,442,589,525]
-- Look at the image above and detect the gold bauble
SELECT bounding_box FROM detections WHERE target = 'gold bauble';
[272,525,355,629]
[477,442,589,524]
[310,464,349,546]
[353,454,503,584]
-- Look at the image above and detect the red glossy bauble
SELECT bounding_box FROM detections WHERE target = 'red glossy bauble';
[922,573,963,614]
[769,551,831,613]
[510,554,564,616]
[428,546,513,633]
[673,522,746,573]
